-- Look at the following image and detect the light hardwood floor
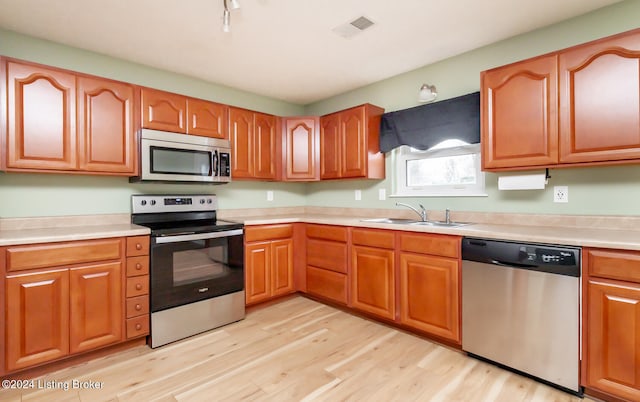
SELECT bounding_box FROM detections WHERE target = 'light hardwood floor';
[1,296,593,402]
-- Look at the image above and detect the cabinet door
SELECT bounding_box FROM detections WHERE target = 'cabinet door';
[351,245,395,320]
[245,241,271,305]
[140,88,186,133]
[77,77,136,174]
[586,279,640,401]
[320,113,341,179]
[229,107,254,178]
[271,239,294,297]
[187,98,228,139]
[340,107,367,177]
[5,269,69,371]
[481,55,558,169]
[6,61,77,170]
[254,112,277,179]
[69,262,122,354]
[399,253,460,343]
[559,32,640,163]
[283,117,319,181]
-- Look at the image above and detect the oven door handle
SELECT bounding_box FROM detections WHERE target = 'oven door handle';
[154,229,243,244]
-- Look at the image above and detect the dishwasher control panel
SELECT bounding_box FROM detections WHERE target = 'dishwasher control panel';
[520,247,577,266]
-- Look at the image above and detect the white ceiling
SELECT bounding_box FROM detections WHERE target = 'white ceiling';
[0,0,621,105]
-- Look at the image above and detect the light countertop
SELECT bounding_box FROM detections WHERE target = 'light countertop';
[0,224,150,246]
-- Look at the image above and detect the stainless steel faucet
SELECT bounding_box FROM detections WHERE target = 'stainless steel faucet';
[445,208,451,224]
[396,202,427,222]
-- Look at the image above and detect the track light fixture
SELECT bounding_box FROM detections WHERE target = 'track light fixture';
[222,0,240,32]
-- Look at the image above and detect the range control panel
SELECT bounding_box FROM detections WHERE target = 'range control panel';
[132,194,217,214]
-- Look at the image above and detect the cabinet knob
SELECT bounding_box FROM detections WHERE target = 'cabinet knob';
[136,243,142,250]
[135,304,142,311]
[135,323,142,330]
[135,263,142,270]
[135,284,143,290]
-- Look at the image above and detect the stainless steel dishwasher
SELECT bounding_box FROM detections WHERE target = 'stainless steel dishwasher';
[461,237,581,394]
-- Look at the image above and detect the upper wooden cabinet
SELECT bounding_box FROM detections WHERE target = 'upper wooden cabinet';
[481,55,558,169]
[77,76,136,173]
[6,61,77,171]
[559,31,640,164]
[140,88,228,139]
[482,28,640,171]
[4,59,137,175]
[282,117,319,181]
[320,104,385,180]
[229,107,278,180]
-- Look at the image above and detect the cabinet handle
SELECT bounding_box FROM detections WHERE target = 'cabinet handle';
[135,323,142,330]
[136,243,142,250]
[135,304,142,311]
[135,263,142,270]
[135,284,143,290]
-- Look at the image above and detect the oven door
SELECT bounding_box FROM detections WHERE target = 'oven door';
[150,229,244,312]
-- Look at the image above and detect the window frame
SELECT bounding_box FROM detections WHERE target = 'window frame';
[391,142,487,197]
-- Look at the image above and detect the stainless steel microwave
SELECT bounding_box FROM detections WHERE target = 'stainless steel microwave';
[132,129,231,184]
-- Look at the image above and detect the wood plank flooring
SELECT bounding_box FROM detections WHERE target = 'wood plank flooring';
[0,296,594,402]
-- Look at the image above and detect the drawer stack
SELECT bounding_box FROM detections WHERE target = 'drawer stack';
[306,224,349,305]
[125,236,150,339]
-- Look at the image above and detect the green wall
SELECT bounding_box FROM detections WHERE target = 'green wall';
[2,1,640,218]
[304,0,640,216]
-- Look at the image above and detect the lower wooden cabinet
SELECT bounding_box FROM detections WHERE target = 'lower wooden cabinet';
[305,224,349,305]
[584,247,640,401]
[2,235,150,375]
[245,225,295,305]
[5,269,70,372]
[69,262,122,354]
[399,253,460,343]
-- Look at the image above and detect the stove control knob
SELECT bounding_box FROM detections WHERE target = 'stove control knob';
[150,200,156,206]
[207,199,213,204]
[141,200,147,206]
[200,199,205,204]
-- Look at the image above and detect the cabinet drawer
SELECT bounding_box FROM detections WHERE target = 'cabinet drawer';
[399,233,461,258]
[126,275,149,297]
[587,248,640,283]
[126,256,149,277]
[306,266,348,305]
[126,236,149,256]
[126,315,149,339]
[245,224,293,242]
[306,224,348,242]
[307,239,348,273]
[351,228,395,249]
[6,238,122,272]
[126,295,150,318]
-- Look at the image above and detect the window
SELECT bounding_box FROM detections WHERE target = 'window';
[392,140,486,197]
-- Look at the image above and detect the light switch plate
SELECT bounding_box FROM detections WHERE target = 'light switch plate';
[355,190,362,201]
[378,188,386,200]
[267,190,274,201]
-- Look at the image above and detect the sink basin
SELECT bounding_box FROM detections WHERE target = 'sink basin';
[361,218,417,224]
[410,221,471,227]
[361,218,471,227]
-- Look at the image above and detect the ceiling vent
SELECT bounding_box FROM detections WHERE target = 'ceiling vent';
[332,16,375,39]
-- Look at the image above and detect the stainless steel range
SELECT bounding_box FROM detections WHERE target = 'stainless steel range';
[131,194,245,348]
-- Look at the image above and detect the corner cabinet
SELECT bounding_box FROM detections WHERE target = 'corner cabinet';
[482,28,640,171]
[320,104,385,180]
[229,107,278,180]
[282,117,320,181]
[4,59,137,175]
[583,248,640,402]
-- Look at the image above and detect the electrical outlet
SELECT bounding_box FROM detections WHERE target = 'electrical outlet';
[355,189,362,201]
[378,188,386,201]
[266,190,274,201]
[553,186,568,203]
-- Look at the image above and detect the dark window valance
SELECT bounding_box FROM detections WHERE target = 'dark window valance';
[379,91,480,153]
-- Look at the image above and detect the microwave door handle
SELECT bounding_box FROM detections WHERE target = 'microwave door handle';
[212,150,219,177]
[154,229,243,244]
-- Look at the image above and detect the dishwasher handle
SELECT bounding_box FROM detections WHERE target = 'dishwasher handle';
[490,259,536,269]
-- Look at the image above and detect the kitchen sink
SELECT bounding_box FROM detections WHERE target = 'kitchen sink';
[361,218,471,227]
